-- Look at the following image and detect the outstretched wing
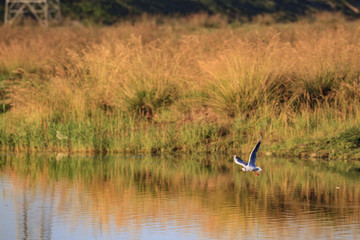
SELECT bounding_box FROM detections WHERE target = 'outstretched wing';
[248,137,261,168]
[234,155,247,167]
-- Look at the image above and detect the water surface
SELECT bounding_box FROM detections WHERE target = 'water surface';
[1,154,360,239]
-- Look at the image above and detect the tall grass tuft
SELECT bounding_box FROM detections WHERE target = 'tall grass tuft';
[1,14,360,156]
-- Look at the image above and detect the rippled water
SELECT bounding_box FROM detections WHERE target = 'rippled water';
[1,154,360,239]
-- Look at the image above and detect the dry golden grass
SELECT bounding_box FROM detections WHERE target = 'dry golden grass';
[1,13,360,154]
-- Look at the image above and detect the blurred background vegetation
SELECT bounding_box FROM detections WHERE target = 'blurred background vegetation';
[0,0,359,25]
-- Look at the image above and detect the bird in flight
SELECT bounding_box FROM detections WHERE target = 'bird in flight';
[234,137,262,176]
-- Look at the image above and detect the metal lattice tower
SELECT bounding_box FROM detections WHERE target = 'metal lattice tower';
[48,0,61,23]
[4,0,61,26]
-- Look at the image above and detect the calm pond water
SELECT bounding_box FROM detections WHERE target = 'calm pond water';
[1,153,360,240]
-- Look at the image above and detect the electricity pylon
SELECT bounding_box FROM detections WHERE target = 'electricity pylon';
[4,0,61,26]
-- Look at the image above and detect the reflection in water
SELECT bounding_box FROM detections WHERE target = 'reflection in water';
[0,154,360,239]
[15,180,53,240]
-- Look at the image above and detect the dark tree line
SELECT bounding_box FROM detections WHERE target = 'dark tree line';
[0,0,359,24]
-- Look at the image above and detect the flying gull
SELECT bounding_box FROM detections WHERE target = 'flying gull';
[234,137,262,176]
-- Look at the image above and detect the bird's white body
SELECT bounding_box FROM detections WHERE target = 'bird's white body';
[56,131,68,140]
[234,137,262,174]
[241,165,262,172]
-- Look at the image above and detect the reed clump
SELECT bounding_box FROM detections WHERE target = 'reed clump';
[1,13,360,157]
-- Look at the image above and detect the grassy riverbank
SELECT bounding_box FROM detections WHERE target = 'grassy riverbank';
[1,14,360,159]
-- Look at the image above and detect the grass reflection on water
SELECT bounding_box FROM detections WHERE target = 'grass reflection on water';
[1,154,360,239]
